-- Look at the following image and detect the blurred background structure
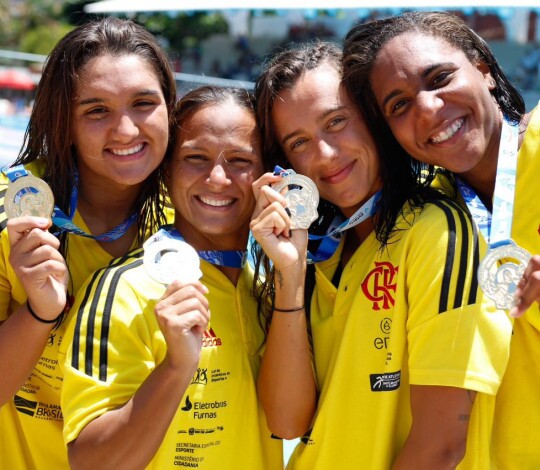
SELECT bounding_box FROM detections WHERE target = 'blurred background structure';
[1,0,540,162]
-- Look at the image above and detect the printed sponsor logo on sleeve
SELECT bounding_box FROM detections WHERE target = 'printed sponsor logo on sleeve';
[369,371,401,392]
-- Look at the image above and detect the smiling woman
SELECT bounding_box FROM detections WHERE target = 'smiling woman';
[0,17,176,469]
[60,86,283,470]
[342,10,540,468]
[248,39,512,469]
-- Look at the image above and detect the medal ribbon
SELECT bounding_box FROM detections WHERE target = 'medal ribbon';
[149,226,247,269]
[273,165,380,263]
[5,165,137,242]
[457,119,519,249]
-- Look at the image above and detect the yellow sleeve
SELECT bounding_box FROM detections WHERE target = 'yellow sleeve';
[61,254,166,443]
[404,201,512,394]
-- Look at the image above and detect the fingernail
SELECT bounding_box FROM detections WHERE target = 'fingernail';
[273,165,284,175]
[285,207,291,217]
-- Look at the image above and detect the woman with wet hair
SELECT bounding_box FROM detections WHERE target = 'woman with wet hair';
[250,40,511,468]
[343,10,540,467]
[61,86,283,470]
[0,17,175,468]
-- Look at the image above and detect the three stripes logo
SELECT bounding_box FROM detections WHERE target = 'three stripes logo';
[202,327,222,347]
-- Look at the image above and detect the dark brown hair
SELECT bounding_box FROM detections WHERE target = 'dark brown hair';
[343,11,525,128]
[14,16,177,248]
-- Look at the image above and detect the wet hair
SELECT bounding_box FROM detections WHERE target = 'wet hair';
[256,40,342,172]
[254,40,442,331]
[254,41,343,331]
[254,40,343,241]
[342,10,525,128]
[14,16,177,251]
[166,85,272,330]
[169,85,256,140]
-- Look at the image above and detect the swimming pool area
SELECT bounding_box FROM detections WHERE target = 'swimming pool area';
[0,113,27,168]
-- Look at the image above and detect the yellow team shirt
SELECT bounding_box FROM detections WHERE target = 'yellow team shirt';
[288,200,512,469]
[61,244,283,469]
[491,105,540,469]
[0,162,173,469]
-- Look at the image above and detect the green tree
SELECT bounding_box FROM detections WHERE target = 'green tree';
[20,23,73,56]
[132,11,229,54]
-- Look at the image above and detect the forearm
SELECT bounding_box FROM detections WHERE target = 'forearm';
[393,437,466,470]
[0,304,54,405]
[258,268,317,439]
[69,356,198,470]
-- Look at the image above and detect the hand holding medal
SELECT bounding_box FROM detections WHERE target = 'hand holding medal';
[272,167,319,230]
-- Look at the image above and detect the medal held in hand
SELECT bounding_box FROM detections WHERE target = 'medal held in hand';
[272,170,319,229]
[5,172,54,220]
[144,237,202,285]
[478,241,531,310]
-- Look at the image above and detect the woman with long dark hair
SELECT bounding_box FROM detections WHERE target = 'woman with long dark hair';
[0,17,175,468]
[343,11,540,467]
[250,40,511,468]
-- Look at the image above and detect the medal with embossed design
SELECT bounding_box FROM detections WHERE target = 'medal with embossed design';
[5,173,54,220]
[478,241,531,309]
[272,171,319,229]
[144,237,202,285]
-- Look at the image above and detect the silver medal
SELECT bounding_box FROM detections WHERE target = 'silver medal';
[272,172,319,229]
[143,238,202,285]
[478,242,531,309]
[5,174,55,220]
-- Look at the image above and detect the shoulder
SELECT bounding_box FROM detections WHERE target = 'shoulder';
[403,198,474,235]
[75,247,147,307]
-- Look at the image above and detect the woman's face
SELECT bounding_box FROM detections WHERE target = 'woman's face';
[71,54,169,191]
[271,64,382,217]
[370,32,502,176]
[167,100,263,248]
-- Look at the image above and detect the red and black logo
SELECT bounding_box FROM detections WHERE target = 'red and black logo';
[361,261,398,310]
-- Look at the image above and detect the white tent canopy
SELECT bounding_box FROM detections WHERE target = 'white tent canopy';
[84,0,540,13]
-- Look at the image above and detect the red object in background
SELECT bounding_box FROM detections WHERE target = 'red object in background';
[0,69,36,90]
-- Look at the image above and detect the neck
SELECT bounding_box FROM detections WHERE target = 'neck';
[460,111,530,212]
[459,115,505,211]
[75,177,141,258]
[460,171,495,212]
[173,221,249,287]
[174,221,249,253]
[339,217,374,267]
[216,265,242,286]
[77,178,141,228]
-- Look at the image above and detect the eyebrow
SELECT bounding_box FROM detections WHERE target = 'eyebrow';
[76,89,161,106]
[224,147,258,156]
[381,62,450,109]
[280,105,347,146]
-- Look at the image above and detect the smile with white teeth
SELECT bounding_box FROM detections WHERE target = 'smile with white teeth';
[110,143,144,156]
[430,119,464,144]
[199,196,233,207]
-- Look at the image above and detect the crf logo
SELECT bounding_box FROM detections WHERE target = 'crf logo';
[361,262,398,310]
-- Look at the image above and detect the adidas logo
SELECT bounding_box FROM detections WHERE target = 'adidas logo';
[202,327,222,347]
